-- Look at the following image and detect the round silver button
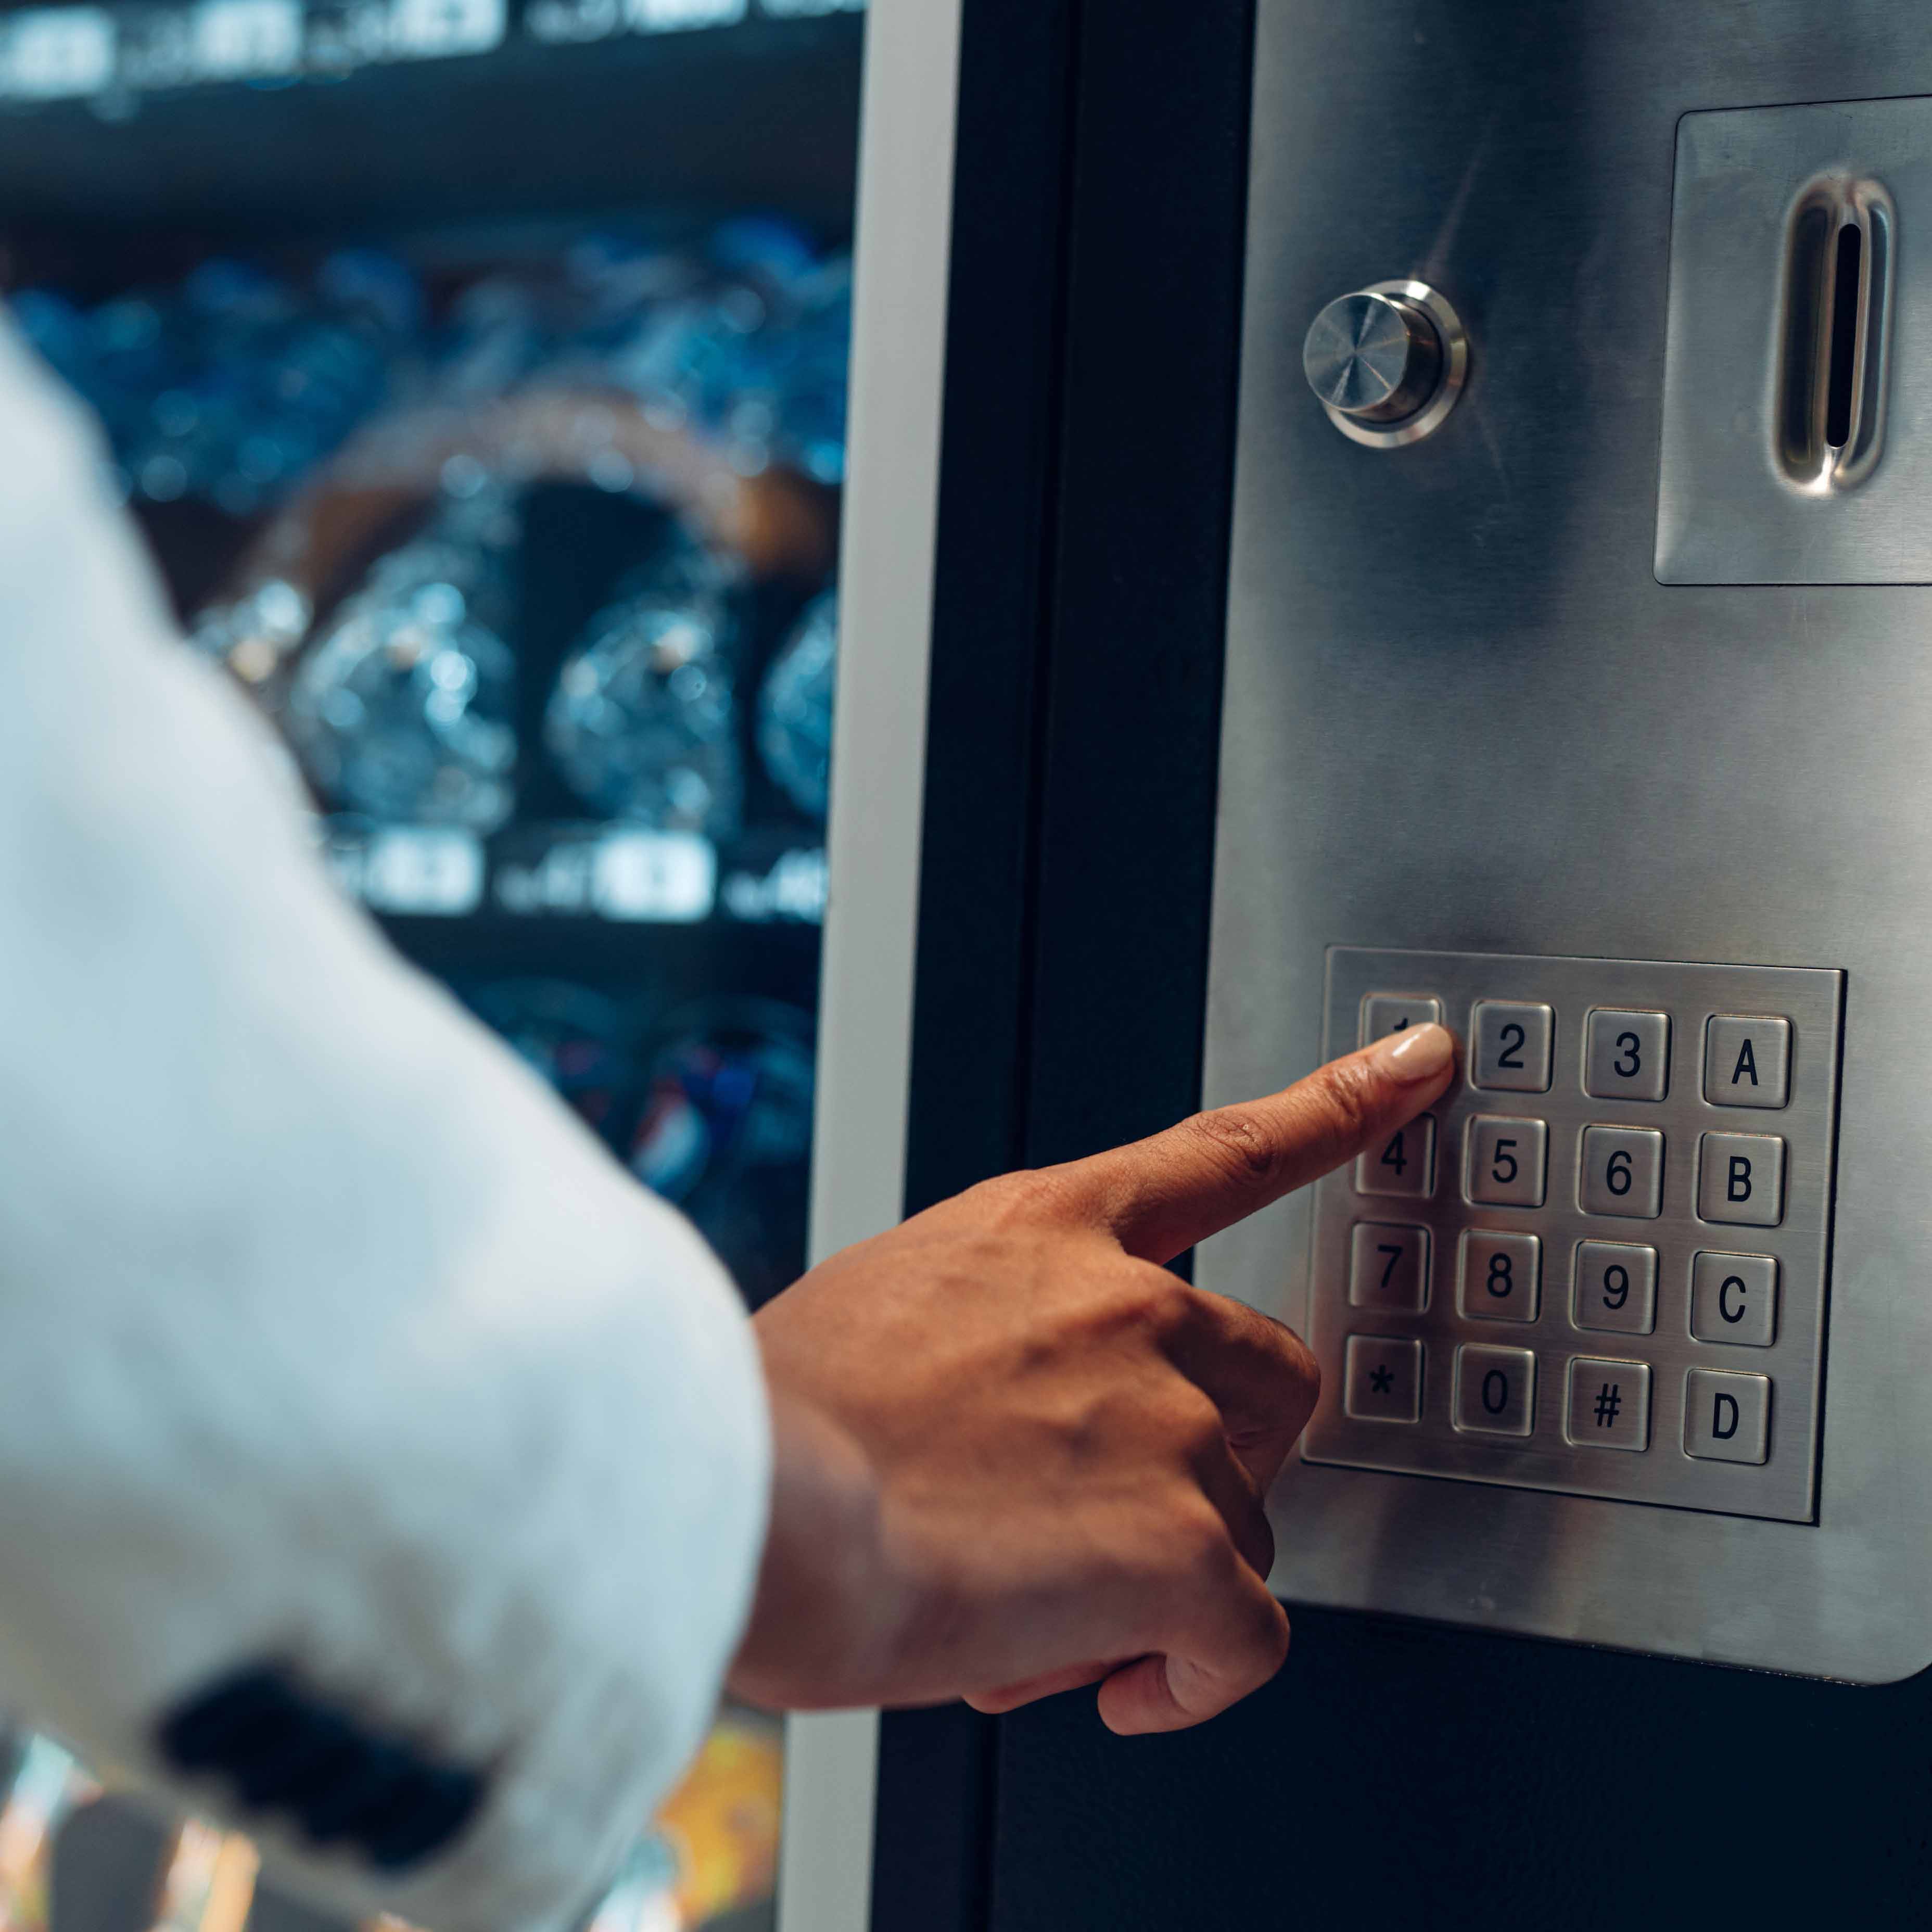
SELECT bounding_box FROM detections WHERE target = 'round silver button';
[1302,291,1442,423]
[1300,280,1470,449]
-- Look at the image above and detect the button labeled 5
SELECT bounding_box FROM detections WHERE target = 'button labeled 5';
[1465,1115,1547,1208]
[1355,1116,1436,1198]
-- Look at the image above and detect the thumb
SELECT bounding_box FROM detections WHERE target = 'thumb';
[1039,1024,1457,1263]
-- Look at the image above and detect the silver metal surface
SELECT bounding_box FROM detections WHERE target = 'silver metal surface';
[1361,992,1442,1044]
[1685,1370,1772,1465]
[1586,1010,1672,1104]
[1206,0,1932,1680]
[1310,278,1468,448]
[1573,1240,1659,1337]
[1343,1335,1424,1423]
[1457,1228,1541,1323]
[1565,1358,1652,1454]
[1454,1344,1536,1437]
[780,0,961,1921]
[1655,96,1932,583]
[1697,1132,1786,1228]
[1472,1000,1554,1092]
[1578,1125,1666,1219]
[1355,1114,1435,1198]
[1691,1251,1780,1348]
[1299,949,1838,1522]
[1706,1015,1791,1109]
[1465,1113,1548,1208]
[1350,1221,1431,1313]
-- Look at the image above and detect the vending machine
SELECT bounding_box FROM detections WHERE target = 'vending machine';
[0,3,863,1929]
[792,1,1932,1927]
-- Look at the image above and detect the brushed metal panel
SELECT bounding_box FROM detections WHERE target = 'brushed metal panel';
[1657,97,1932,586]
[1203,0,1932,1681]
[1302,948,1840,1524]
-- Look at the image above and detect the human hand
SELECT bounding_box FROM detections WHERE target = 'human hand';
[727,1022,1456,1733]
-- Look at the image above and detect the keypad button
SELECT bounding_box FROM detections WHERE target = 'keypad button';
[1704,1015,1791,1110]
[1471,1001,1554,1092]
[1458,1229,1540,1323]
[1465,1115,1547,1208]
[1344,1336,1424,1423]
[1355,1115,1436,1198]
[1578,1125,1665,1218]
[1584,1009,1671,1103]
[1349,1223,1430,1313]
[1453,1344,1536,1437]
[1684,1368,1772,1464]
[1698,1132,1785,1227]
[1565,1357,1651,1452]
[1572,1240,1658,1336]
[1361,993,1443,1047]
[1690,1251,1779,1348]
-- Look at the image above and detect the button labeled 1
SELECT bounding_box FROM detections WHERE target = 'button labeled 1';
[1465,1115,1547,1208]
[1471,1001,1554,1092]
[1584,1009,1670,1103]
[1579,1126,1664,1219]
[1356,1116,1436,1198]
[1361,993,1442,1046]
[1458,1229,1540,1323]
[1454,1344,1536,1437]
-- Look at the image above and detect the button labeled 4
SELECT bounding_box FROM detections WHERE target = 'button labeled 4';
[1355,1116,1436,1198]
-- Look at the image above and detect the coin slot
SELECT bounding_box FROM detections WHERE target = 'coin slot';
[1772,172,1893,493]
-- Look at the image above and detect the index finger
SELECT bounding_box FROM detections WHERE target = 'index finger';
[1043,1023,1457,1263]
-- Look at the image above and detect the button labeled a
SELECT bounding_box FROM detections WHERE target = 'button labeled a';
[1704,1015,1791,1109]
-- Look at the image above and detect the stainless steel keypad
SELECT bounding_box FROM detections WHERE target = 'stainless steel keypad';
[1472,1001,1553,1092]
[1305,948,1842,1522]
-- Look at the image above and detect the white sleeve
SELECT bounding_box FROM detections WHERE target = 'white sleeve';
[0,316,771,1932]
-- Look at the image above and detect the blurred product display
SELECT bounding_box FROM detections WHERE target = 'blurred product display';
[546,538,746,840]
[757,589,837,822]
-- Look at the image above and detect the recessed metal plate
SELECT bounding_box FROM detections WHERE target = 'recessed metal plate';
[1303,948,1842,1524]
[1657,95,1932,584]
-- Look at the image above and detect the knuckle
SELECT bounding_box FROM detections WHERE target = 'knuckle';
[1305,1056,1379,1150]
[1178,1107,1283,1194]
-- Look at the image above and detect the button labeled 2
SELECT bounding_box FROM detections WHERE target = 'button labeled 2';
[1471,1001,1554,1092]
[1465,1115,1547,1208]
[1355,1116,1437,1198]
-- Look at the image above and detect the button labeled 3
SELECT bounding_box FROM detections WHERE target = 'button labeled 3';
[1685,1369,1772,1464]
[1690,1251,1779,1348]
[1572,1240,1658,1336]
[1361,993,1443,1046]
[1698,1132,1785,1227]
[1579,1125,1665,1219]
[1454,1344,1536,1437]
[1472,1001,1554,1092]
[1584,1009,1671,1103]
[1458,1229,1541,1323]
[1344,1336,1423,1424]
[1705,1014,1791,1109]
[1465,1115,1547,1208]
[1349,1223,1430,1313]
[1565,1357,1651,1452]
[1356,1115,1436,1198]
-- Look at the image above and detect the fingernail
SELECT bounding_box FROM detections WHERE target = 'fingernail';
[1372,1022,1455,1083]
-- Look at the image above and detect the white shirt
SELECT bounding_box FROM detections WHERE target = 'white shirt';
[0,316,770,1931]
